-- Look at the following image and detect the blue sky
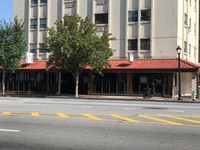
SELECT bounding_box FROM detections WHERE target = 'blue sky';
[0,0,13,22]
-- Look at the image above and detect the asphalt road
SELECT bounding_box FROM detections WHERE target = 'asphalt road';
[0,97,200,150]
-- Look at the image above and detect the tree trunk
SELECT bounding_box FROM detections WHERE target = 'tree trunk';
[2,69,5,96]
[75,74,79,98]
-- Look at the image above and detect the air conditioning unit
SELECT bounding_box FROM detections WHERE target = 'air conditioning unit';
[128,52,134,63]
[96,26,105,32]
[25,52,33,64]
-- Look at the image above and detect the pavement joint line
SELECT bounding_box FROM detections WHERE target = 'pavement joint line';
[166,115,200,124]
[138,114,183,126]
[110,114,140,123]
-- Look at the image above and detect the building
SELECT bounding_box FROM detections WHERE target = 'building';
[10,0,200,97]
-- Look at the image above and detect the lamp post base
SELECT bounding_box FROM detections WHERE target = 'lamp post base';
[177,97,182,100]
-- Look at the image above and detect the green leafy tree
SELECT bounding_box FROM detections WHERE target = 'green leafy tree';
[45,15,114,97]
[0,17,26,95]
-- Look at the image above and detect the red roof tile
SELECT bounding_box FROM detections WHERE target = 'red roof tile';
[20,61,46,70]
[108,59,199,71]
[18,59,199,72]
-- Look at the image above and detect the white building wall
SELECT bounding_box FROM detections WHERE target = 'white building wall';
[153,0,178,59]
[13,0,199,63]
[109,0,126,59]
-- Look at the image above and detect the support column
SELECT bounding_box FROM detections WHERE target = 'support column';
[126,73,132,94]
[88,72,94,94]
[57,72,61,94]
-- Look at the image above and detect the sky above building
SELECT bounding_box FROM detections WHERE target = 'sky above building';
[0,0,13,22]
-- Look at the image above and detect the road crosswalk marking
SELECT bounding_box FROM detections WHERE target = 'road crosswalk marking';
[31,112,40,117]
[110,114,139,123]
[1,111,200,127]
[138,115,183,126]
[193,116,200,118]
[56,113,69,119]
[167,115,200,124]
[82,114,103,121]
[2,112,11,115]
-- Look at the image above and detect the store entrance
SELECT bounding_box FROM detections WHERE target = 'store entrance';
[152,75,163,96]
[132,73,170,97]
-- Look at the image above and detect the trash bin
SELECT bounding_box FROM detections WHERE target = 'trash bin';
[192,90,196,101]
[143,88,151,98]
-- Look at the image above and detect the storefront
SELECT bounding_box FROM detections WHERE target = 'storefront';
[0,59,199,98]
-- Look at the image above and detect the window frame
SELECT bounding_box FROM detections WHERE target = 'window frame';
[95,13,108,24]
[141,9,151,22]
[30,43,37,53]
[40,0,47,4]
[128,10,138,22]
[31,0,38,4]
[140,39,150,50]
[184,41,187,53]
[30,19,38,29]
[128,39,138,50]
[40,18,47,28]
[39,43,46,53]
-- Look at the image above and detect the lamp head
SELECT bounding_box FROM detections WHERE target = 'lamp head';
[176,45,181,54]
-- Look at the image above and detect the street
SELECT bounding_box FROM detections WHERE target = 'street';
[0,97,200,150]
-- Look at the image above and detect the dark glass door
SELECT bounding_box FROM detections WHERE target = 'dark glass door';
[152,75,163,96]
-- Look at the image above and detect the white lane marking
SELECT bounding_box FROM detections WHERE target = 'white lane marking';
[81,106,92,108]
[170,110,184,113]
[0,129,20,132]
[123,107,135,110]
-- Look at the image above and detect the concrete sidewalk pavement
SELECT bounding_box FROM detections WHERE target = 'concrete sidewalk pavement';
[1,93,200,103]
[78,94,200,102]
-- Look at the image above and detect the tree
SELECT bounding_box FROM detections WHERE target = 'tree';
[45,15,114,97]
[0,17,26,95]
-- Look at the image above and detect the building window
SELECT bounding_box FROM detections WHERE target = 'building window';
[140,39,150,50]
[194,48,196,58]
[128,11,138,22]
[40,0,47,4]
[95,13,108,24]
[189,44,191,57]
[184,14,188,26]
[184,41,187,53]
[96,0,106,5]
[31,0,38,4]
[141,10,151,21]
[194,23,196,35]
[189,18,191,29]
[30,43,37,53]
[39,43,46,53]
[128,39,138,50]
[30,19,37,29]
[65,2,75,8]
[40,18,47,28]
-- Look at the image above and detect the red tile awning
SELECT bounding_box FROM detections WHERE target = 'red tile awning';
[18,59,200,73]
[20,61,46,70]
[105,59,199,73]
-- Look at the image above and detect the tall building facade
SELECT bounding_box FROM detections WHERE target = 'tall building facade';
[14,0,199,62]
[11,0,200,97]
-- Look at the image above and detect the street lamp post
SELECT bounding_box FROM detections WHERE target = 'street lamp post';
[176,46,182,100]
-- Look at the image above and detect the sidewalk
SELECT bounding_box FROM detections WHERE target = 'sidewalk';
[1,93,200,103]
[78,94,200,103]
